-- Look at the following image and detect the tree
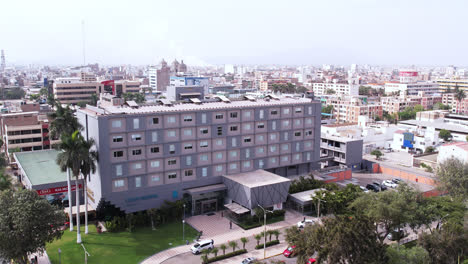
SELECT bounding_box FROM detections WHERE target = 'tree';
[48,102,82,139]
[0,173,12,191]
[219,243,227,255]
[272,230,280,240]
[436,158,468,200]
[254,234,262,246]
[47,93,56,106]
[435,102,450,110]
[56,131,87,243]
[211,247,219,257]
[29,94,40,101]
[240,237,248,249]
[322,105,333,114]
[39,87,48,97]
[386,244,430,264]
[0,189,66,264]
[454,87,466,114]
[466,135,468,142]
[325,89,336,95]
[200,249,210,264]
[414,104,424,112]
[228,240,238,252]
[439,129,452,141]
[90,93,98,106]
[79,137,98,234]
[424,146,435,153]
[371,149,383,160]
[317,184,364,215]
[147,208,158,230]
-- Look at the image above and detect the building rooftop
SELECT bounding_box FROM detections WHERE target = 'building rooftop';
[14,150,66,186]
[223,169,291,188]
[400,119,468,134]
[289,188,327,203]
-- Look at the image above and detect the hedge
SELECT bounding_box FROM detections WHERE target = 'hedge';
[204,249,247,263]
[255,240,280,250]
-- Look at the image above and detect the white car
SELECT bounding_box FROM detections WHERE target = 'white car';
[382,180,398,189]
[297,219,314,228]
[191,239,214,254]
[241,257,257,264]
[360,186,370,193]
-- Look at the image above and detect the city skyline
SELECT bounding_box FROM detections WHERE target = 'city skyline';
[1,0,467,66]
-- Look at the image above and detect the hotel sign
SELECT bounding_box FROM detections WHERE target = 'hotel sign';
[36,184,82,196]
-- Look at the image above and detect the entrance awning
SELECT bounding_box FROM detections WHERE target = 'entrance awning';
[224,202,250,215]
[185,183,227,195]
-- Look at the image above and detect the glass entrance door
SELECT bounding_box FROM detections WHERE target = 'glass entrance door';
[201,199,217,214]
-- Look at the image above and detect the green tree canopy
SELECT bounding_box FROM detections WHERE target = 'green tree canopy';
[0,189,66,264]
[371,149,383,160]
[322,105,333,114]
[386,244,430,264]
[436,158,468,200]
[48,102,82,139]
[439,129,452,141]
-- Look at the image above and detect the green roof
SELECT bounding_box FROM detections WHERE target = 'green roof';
[15,150,67,185]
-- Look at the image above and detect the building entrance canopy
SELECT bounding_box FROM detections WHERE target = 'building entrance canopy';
[224,202,250,215]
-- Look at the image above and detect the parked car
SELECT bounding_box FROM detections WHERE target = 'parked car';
[392,178,403,185]
[283,245,296,258]
[382,180,398,188]
[306,258,317,264]
[191,239,214,254]
[366,184,380,192]
[387,229,407,241]
[297,219,314,228]
[373,182,387,191]
[359,186,370,193]
[241,257,257,264]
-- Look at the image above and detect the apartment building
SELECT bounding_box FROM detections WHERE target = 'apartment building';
[442,93,456,107]
[380,93,441,114]
[436,79,468,93]
[325,96,382,123]
[312,81,359,96]
[384,82,440,96]
[391,128,439,154]
[320,129,363,170]
[77,95,322,213]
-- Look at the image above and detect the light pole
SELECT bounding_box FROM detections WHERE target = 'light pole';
[183,203,186,242]
[58,248,61,264]
[81,243,90,264]
[257,204,273,259]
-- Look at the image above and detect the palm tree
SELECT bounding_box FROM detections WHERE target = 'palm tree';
[147,208,158,230]
[454,87,466,114]
[200,249,210,264]
[56,131,86,243]
[240,237,248,249]
[219,244,227,255]
[254,234,262,246]
[0,173,12,191]
[211,247,219,257]
[267,230,274,241]
[48,102,82,139]
[273,230,281,241]
[79,137,98,235]
[228,241,238,252]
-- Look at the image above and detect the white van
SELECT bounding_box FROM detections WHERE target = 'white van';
[191,239,214,254]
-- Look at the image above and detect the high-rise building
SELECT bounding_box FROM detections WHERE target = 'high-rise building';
[0,50,5,72]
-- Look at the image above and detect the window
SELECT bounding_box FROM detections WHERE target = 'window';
[270,134,277,140]
[216,165,223,172]
[281,156,289,162]
[132,149,142,156]
[305,130,313,136]
[114,179,124,188]
[295,119,301,125]
[152,117,159,124]
[167,130,176,137]
[281,144,289,151]
[186,156,192,165]
[200,141,209,148]
[183,129,192,136]
[244,111,252,118]
[271,110,278,115]
[283,108,290,114]
[245,149,251,158]
[296,142,300,151]
[112,120,122,128]
[113,151,124,157]
[215,114,223,119]
[201,113,207,123]
[215,139,223,146]
[133,163,142,169]
[200,154,208,161]
[200,128,209,134]
[305,141,312,148]
[259,159,264,168]
[308,106,312,115]
[115,165,122,176]
[257,123,265,129]
[184,170,194,177]
[259,109,264,119]
[295,107,302,113]
[257,147,265,153]
[183,115,192,122]
[113,136,123,143]
[295,132,302,137]
[133,118,139,129]
[244,137,251,143]
[270,145,277,152]
[217,126,223,136]
[135,177,141,188]
[168,173,177,179]
[230,150,238,157]
[270,157,277,163]
[230,112,238,118]
[167,116,176,123]
[149,160,160,168]
[131,134,142,141]
[184,143,193,150]
[306,152,311,161]
[258,135,264,141]
[169,144,176,154]
[216,153,223,159]
[230,126,238,131]
[283,120,290,126]
[284,132,289,140]
[272,121,277,130]
[243,161,251,168]
[150,147,159,153]
[151,175,160,182]
[229,163,238,170]
[151,131,158,142]
[232,137,237,147]
[243,123,251,130]
[201,167,208,177]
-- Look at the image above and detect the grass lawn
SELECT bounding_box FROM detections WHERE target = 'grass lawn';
[46,222,198,264]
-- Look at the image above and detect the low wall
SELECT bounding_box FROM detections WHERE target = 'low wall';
[372,163,437,186]
[323,168,352,183]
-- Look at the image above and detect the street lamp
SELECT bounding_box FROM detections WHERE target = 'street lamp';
[183,203,186,242]
[257,204,273,259]
[58,248,61,264]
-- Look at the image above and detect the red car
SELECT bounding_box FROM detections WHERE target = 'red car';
[307,258,317,264]
[283,245,296,258]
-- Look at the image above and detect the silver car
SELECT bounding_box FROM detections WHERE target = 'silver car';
[242,257,257,264]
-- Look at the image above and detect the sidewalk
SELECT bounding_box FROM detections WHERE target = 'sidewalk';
[212,242,286,264]
[141,210,306,264]
[29,251,51,264]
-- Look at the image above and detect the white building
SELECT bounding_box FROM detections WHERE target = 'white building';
[147,66,157,89]
[312,81,359,96]
[437,141,468,164]
[391,127,440,153]
[385,70,440,96]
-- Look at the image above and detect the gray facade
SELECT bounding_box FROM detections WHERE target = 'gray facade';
[320,134,363,170]
[77,97,322,213]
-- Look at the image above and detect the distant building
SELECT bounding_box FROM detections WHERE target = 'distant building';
[385,70,440,96]
[147,59,171,92]
[436,79,468,93]
[312,81,359,96]
[438,141,468,164]
[170,76,209,95]
[391,127,439,154]
[320,126,363,170]
[324,96,382,123]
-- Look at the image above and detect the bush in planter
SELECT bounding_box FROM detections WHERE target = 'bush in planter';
[205,249,247,263]
[255,240,280,250]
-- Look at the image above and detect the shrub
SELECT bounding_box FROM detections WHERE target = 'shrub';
[255,240,280,250]
[204,249,247,263]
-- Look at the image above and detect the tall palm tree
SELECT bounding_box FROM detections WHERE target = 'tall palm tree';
[56,131,86,243]
[454,87,466,114]
[79,137,98,235]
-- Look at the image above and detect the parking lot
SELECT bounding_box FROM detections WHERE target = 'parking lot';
[352,172,434,193]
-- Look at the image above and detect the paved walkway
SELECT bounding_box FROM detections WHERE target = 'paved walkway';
[141,210,305,264]
[29,251,51,264]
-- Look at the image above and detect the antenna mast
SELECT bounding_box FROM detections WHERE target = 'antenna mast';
[81,20,86,67]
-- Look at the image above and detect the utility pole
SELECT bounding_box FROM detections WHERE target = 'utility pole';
[258,204,273,259]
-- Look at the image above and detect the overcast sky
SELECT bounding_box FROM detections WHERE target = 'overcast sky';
[1,0,467,66]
